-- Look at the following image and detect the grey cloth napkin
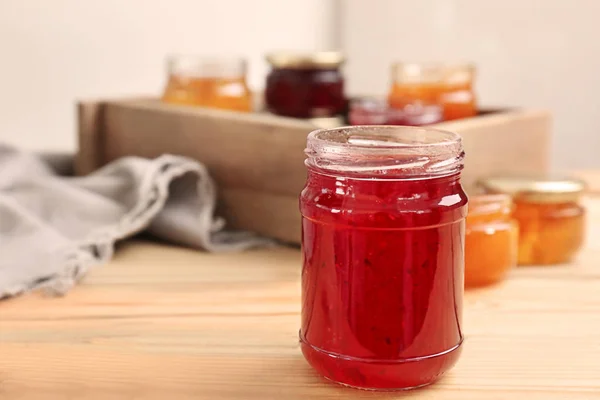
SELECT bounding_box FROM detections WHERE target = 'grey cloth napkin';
[0,145,270,298]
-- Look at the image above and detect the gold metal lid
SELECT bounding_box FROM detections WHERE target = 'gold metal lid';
[266,51,345,69]
[477,175,586,204]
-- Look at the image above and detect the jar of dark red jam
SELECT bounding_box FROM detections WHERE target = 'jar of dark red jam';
[299,126,467,390]
[265,52,345,118]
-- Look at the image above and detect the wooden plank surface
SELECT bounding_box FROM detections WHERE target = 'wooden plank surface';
[77,99,551,244]
[1,201,600,399]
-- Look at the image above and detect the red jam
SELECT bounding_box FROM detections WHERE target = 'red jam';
[265,52,345,118]
[299,126,467,390]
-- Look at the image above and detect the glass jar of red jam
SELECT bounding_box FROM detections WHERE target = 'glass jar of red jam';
[300,126,468,390]
[265,52,345,118]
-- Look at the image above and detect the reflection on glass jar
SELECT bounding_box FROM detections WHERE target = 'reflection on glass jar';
[478,176,586,265]
[162,55,252,112]
[265,51,345,118]
[465,194,518,287]
[388,63,477,121]
[300,126,467,390]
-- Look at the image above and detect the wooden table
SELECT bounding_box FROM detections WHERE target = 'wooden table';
[1,201,600,399]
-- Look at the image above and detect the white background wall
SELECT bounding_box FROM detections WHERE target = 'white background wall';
[1,0,599,169]
[341,0,600,169]
[0,0,336,152]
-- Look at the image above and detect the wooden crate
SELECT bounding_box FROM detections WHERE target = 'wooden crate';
[76,98,551,244]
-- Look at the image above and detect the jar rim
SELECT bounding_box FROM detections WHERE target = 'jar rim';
[392,61,476,71]
[477,175,586,203]
[266,51,344,69]
[306,125,464,178]
[166,54,247,78]
[391,62,475,84]
[467,194,513,217]
[308,125,461,151]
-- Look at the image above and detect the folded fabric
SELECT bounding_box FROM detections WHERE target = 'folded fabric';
[0,145,271,298]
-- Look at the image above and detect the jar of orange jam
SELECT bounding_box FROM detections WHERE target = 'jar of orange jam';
[387,63,477,121]
[162,56,252,112]
[478,176,586,265]
[465,194,518,287]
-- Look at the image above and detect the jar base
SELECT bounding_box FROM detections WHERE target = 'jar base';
[300,337,462,391]
[324,376,436,392]
[517,257,575,266]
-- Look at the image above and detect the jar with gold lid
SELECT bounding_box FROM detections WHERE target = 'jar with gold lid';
[478,176,586,265]
[162,55,252,112]
[465,194,518,287]
[265,51,345,118]
[387,63,477,121]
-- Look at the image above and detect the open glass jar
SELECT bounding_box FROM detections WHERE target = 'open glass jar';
[161,55,252,112]
[465,194,518,287]
[387,63,477,121]
[300,126,467,390]
[265,51,345,118]
[478,176,586,265]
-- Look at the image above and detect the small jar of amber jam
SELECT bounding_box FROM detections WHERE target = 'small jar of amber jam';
[162,56,252,112]
[265,51,345,118]
[478,176,586,265]
[300,126,467,390]
[465,194,518,287]
[388,63,477,121]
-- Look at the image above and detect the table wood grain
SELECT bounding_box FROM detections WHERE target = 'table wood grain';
[1,196,599,399]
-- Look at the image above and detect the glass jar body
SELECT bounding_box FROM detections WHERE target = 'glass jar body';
[387,63,477,121]
[265,67,345,118]
[514,200,585,265]
[464,195,518,287]
[300,169,467,390]
[161,56,252,112]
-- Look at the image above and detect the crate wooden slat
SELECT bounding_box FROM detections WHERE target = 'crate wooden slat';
[76,98,551,243]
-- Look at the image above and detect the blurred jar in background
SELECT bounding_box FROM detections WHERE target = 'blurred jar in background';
[478,176,586,265]
[465,194,518,288]
[265,51,345,118]
[349,97,443,126]
[162,56,252,112]
[348,98,389,125]
[388,63,477,121]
